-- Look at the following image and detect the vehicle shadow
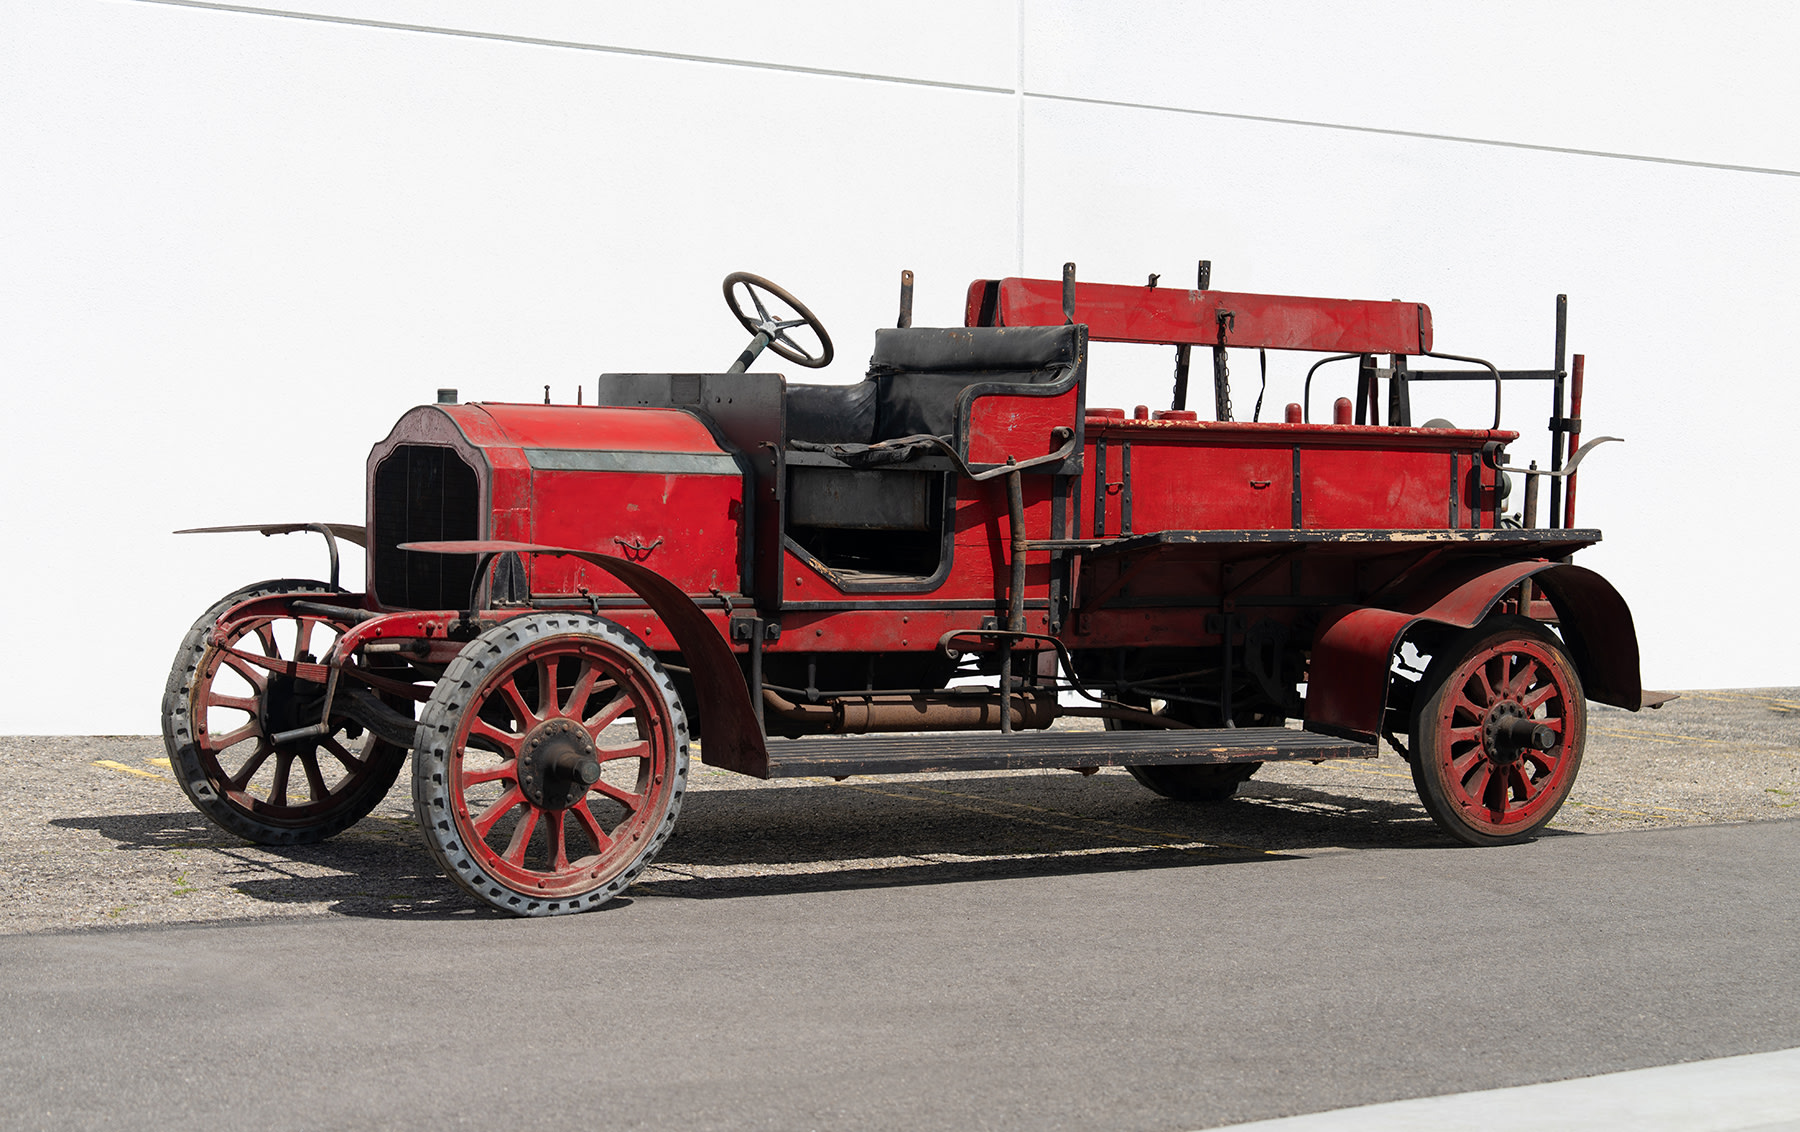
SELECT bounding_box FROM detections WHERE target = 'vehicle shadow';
[48,810,485,920]
[51,771,1547,915]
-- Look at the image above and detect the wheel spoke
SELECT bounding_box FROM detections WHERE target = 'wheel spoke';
[1446,724,1483,747]
[545,808,570,872]
[1504,655,1538,701]
[563,664,601,719]
[1468,662,1497,708]
[221,654,270,691]
[469,717,523,755]
[253,622,280,657]
[499,677,539,730]
[269,752,294,807]
[460,759,516,786]
[322,737,365,774]
[1449,746,1485,778]
[204,720,261,752]
[590,778,643,812]
[206,693,259,715]
[1519,680,1559,715]
[293,617,316,660]
[1510,764,1541,804]
[473,785,526,837]
[299,750,330,801]
[571,800,615,855]
[584,691,633,735]
[227,741,274,789]
[536,658,557,717]
[594,740,650,764]
[503,807,539,867]
[1448,689,1486,726]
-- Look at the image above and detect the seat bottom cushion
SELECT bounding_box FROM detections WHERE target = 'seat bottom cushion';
[788,380,877,445]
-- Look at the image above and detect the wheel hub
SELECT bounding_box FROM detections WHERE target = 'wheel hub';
[518,718,602,810]
[260,672,316,740]
[1482,701,1554,762]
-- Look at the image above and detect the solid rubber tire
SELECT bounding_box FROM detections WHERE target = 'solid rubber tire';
[1409,615,1586,847]
[411,612,689,917]
[161,579,409,845]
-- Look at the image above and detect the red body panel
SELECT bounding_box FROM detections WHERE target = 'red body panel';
[370,403,746,602]
[971,278,1433,354]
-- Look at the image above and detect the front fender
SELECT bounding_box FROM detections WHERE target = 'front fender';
[1306,558,1642,741]
[398,540,768,776]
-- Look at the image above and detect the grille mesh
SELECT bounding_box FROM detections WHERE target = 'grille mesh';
[373,444,479,609]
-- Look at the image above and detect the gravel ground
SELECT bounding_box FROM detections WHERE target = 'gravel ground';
[3,688,1795,935]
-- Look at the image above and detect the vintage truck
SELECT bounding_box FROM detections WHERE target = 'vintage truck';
[163,264,1649,915]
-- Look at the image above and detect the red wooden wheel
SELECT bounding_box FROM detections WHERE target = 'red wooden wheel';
[162,580,409,845]
[412,613,688,916]
[1410,616,1586,846]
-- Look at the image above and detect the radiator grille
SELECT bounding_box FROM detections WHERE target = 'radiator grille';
[372,444,480,609]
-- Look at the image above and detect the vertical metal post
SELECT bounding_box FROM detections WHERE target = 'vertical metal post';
[748,618,766,735]
[1354,355,1379,425]
[1062,262,1077,324]
[1171,345,1191,411]
[1387,354,1410,426]
[1218,616,1236,728]
[1564,354,1586,529]
[1006,465,1027,633]
[897,269,914,328]
[1522,462,1540,528]
[1197,260,1211,291]
[1002,464,1026,737]
[1548,294,1568,528]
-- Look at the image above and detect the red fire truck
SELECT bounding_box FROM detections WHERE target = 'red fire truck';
[163,264,1649,915]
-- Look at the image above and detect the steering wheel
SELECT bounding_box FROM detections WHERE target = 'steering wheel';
[722,272,834,369]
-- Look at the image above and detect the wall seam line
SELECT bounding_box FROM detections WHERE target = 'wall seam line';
[132,0,1800,178]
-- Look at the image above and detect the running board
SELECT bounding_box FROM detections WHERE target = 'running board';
[750,728,1375,779]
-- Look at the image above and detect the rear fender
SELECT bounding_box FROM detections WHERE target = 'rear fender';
[1306,559,1642,741]
[399,540,768,776]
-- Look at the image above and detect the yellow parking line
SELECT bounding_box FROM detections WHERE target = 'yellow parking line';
[1564,800,1657,818]
[1685,690,1800,710]
[92,759,173,781]
[1323,763,1414,780]
[1593,727,1798,756]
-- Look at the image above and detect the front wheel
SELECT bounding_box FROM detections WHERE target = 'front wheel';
[1410,616,1586,846]
[412,613,688,916]
[161,579,410,845]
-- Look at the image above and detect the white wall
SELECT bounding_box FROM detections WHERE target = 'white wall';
[2,0,1794,733]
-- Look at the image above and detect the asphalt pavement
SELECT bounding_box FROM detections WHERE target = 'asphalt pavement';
[2,688,1798,1130]
[4,819,1800,1131]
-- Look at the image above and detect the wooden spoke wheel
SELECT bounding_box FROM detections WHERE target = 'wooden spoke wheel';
[412,613,688,917]
[1410,616,1586,846]
[161,580,411,845]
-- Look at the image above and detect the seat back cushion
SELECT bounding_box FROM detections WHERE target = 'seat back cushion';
[787,379,878,445]
[867,325,1080,440]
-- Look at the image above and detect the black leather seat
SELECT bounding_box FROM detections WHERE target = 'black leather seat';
[786,324,1081,447]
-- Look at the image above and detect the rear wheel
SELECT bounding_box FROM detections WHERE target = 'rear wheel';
[161,580,410,845]
[412,613,688,916]
[1109,698,1275,803]
[1410,616,1585,846]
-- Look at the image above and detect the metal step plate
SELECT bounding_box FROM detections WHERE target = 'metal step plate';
[760,727,1374,779]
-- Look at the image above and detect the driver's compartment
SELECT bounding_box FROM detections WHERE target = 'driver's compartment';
[595,310,1086,599]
